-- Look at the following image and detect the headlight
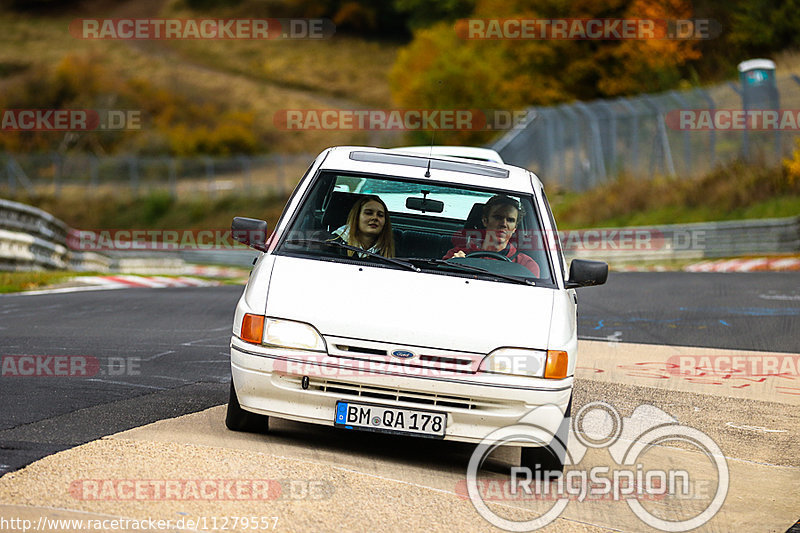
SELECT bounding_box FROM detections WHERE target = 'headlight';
[481,348,547,378]
[263,318,326,352]
[239,315,326,351]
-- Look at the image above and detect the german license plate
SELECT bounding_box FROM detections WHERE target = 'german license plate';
[335,401,446,438]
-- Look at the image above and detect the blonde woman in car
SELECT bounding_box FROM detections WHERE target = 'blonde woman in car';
[331,195,396,258]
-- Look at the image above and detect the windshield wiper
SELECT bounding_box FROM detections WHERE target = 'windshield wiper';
[285,238,420,272]
[402,258,535,286]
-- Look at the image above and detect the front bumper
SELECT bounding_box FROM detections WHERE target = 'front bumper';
[230,337,572,446]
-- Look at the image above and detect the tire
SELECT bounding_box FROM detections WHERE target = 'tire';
[225,381,269,433]
[519,396,572,478]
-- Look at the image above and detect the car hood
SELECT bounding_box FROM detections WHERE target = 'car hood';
[265,256,554,354]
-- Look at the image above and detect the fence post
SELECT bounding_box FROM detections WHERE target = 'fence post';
[574,101,606,187]
[642,96,676,178]
[205,157,214,197]
[238,155,252,193]
[128,156,139,195]
[90,154,99,189]
[596,101,617,177]
[668,90,692,175]
[557,104,582,190]
[5,154,13,194]
[617,97,639,177]
[696,88,717,171]
[168,157,178,199]
[52,152,63,197]
[553,109,565,186]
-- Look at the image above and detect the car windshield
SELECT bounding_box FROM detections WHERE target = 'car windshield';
[277,171,555,285]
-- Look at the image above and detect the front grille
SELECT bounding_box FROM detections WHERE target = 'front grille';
[419,354,472,367]
[334,344,386,356]
[281,375,508,411]
[326,336,482,375]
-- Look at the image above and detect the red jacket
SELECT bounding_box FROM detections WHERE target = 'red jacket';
[444,231,540,277]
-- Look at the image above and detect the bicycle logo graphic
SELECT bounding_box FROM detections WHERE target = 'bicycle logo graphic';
[465,401,729,532]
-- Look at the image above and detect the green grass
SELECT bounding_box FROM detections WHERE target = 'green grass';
[14,190,290,231]
[553,195,800,229]
[550,159,800,229]
[0,271,93,293]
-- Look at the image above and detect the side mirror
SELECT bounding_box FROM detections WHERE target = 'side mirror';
[565,259,608,288]
[232,217,268,251]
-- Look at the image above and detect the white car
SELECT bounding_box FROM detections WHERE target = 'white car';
[389,145,504,163]
[227,146,606,472]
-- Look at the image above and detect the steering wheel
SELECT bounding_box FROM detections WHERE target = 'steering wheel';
[465,251,512,262]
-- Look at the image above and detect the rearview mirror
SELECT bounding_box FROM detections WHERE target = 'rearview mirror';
[406,197,444,213]
[232,217,268,251]
[565,259,608,288]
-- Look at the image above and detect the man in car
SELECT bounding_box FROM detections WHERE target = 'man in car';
[443,194,540,277]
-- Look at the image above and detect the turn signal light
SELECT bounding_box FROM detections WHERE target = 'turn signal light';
[241,314,265,344]
[544,350,569,379]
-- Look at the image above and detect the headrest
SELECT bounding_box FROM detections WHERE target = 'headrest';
[464,202,485,230]
[321,192,366,231]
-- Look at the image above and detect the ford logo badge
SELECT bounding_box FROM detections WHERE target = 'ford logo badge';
[391,350,415,359]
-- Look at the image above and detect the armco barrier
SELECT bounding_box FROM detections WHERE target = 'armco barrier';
[0,198,68,242]
[563,216,800,265]
[0,198,71,271]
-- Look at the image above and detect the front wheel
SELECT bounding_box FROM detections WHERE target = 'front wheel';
[519,396,572,477]
[225,381,269,433]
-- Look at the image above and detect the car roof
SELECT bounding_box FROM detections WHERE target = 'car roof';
[318,146,541,194]
[389,145,505,163]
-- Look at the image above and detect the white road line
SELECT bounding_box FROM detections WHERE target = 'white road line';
[84,379,166,390]
[142,350,176,362]
[1,285,126,297]
[725,422,786,433]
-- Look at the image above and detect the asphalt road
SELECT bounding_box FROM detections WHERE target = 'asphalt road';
[578,271,800,352]
[0,285,244,475]
[0,272,797,478]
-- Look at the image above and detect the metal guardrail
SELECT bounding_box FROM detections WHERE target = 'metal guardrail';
[1,200,797,273]
[0,200,70,271]
[0,198,68,243]
[564,216,800,265]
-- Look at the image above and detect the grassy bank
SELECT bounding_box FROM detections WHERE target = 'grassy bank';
[549,159,800,229]
[0,270,90,293]
[14,190,289,231]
